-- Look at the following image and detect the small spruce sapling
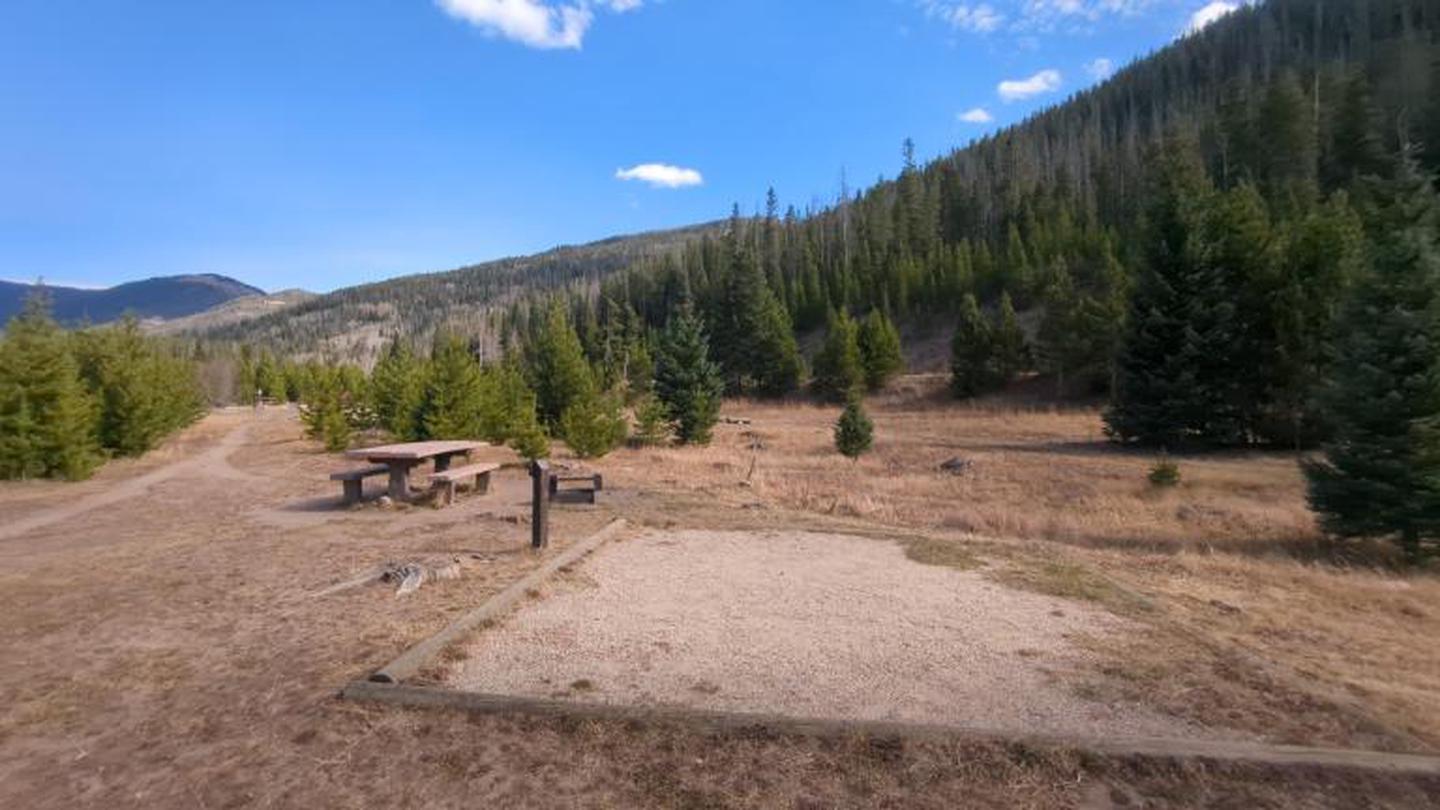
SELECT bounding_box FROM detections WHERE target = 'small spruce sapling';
[834,394,874,461]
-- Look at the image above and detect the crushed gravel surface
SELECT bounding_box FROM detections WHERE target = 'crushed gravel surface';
[452,529,1217,739]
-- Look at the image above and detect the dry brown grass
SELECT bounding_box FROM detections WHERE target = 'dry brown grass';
[602,386,1322,557]
[597,377,1440,754]
[2,393,1439,808]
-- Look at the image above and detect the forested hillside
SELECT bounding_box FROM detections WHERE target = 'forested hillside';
[196,223,720,361]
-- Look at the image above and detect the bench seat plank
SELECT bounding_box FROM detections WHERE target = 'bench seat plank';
[429,462,501,484]
[332,464,391,504]
[429,462,501,506]
[330,464,390,482]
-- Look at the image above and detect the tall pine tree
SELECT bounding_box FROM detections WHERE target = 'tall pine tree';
[857,308,904,391]
[1305,155,1440,564]
[654,303,724,445]
[0,294,99,480]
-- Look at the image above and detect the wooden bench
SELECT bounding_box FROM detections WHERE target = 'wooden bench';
[331,465,390,504]
[549,472,603,505]
[429,462,501,506]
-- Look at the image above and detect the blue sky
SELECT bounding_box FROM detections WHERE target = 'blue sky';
[0,0,1238,293]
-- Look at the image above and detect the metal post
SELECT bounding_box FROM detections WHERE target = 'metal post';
[530,460,550,550]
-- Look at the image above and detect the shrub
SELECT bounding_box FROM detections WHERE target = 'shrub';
[561,389,628,459]
[834,395,874,460]
[509,419,551,460]
[630,393,672,447]
[1148,456,1181,487]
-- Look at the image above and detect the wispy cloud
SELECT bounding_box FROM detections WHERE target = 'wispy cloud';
[958,107,994,123]
[918,1,1004,33]
[918,0,1153,35]
[998,69,1062,102]
[1015,0,1152,31]
[615,163,703,189]
[435,0,643,50]
[1085,57,1115,81]
[1183,1,1239,35]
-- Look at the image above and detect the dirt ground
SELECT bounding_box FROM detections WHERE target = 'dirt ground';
[1,389,1438,809]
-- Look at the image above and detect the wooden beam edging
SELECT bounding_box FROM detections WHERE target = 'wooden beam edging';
[369,518,628,684]
[338,681,1440,777]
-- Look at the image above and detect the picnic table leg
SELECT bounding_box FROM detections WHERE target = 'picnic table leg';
[387,462,415,501]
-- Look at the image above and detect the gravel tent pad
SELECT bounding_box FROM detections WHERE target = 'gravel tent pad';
[449,530,1226,740]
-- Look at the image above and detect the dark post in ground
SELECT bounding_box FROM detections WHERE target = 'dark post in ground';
[530,460,550,550]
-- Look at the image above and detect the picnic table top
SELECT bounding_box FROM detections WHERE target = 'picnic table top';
[346,440,488,462]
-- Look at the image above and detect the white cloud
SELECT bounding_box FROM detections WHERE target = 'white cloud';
[919,2,1004,34]
[958,107,994,123]
[436,0,643,50]
[1085,57,1115,80]
[615,163,703,189]
[997,69,1062,102]
[1014,0,1152,32]
[1183,1,1239,35]
[917,0,1152,35]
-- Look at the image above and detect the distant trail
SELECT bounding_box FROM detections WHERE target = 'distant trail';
[0,420,253,544]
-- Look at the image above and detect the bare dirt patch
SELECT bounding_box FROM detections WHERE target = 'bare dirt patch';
[451,529,1223,740]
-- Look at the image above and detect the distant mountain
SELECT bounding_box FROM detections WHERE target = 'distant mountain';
[1,274,265,327]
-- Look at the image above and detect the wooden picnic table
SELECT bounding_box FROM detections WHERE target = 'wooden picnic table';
[345,440,488,501]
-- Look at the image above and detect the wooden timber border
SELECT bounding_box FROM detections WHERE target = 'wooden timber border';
[346,514,1440,777]
[367,518,628,684]
[340,681,1440,776]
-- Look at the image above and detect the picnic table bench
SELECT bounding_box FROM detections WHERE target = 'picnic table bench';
[549,471,603,504]
[338,440,489,503]
[430,462,501,506]
[330,464,390,505]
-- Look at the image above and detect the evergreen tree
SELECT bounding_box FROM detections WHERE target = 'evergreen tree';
[654,304,724,445]
[630,392,672,447]
[1324,69,1389,190]
[810,309,863,402]
[254,352,287,403]
[508,409,551,461]
[560,388,628,459]
[857,308,904,391]
[833,393,874,460]
[0,294,99,480]
[753,292,803,396]
[300,367,354,452]
[418,332,485,440]
[368,339,425,440]
[1194,181,1277,435]
[529,301,596,428]
[1305,155,1440,564]
[950,293,996,398]
[711,210,801,396]
[1266,193,1365,445]
[1256,71,1317,208]
[1106,142,1252,447]
[991,292,1030,383]
[477,351,541,445]
[71,319,204,458]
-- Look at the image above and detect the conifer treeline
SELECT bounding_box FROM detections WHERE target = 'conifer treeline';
[0,296,206,480]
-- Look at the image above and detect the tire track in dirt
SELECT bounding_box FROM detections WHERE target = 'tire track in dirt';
[0,420,255,545]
